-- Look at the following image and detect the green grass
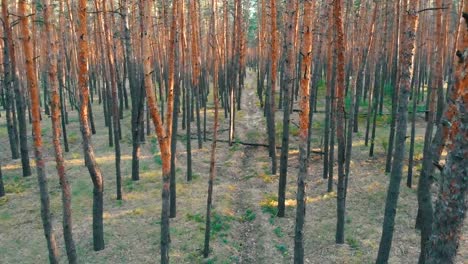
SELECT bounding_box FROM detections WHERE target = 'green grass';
[273,226,284,238]
[346,236,361,250]
[211,211,235,238]
[186,212,205,223]
[260,194,278,220]
[241,209,256,222]
[275,123,300,139]
[274,243,289,256]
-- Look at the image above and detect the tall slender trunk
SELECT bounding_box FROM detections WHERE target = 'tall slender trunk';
[42,0,77,261]
[376,2,419,262]
[333,0,347,245]
[204,0,219,256]
[353,5,377,133]
[2,0,30,175]
[385,1,401,174]
[294,1,314,262]
[278,0,298,218]
[267,0,278,174]
[100,0,122,200]
[0,162,4,197]
[19,0,60,261]
[77,0,105,251]
[141,0,176,262]
[415,3,443,262]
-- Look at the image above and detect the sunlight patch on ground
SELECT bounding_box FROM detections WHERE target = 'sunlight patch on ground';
[260,192,337,208]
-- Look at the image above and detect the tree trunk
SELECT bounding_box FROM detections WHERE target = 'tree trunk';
[2,0,31,175]
[42,0,77,261]
[266,0,278,175]
[100,0,122,200]
[426,3,468,261]
[0,162,5,197]
[203,0,219,256]
[141,0,176,262]
[278,0,298,218]
[294,1,314,262]
[333,0,347,245]
[77,0,105,251]
[415,2,442,261]
[376,2,419,262]
[19,0,60,261]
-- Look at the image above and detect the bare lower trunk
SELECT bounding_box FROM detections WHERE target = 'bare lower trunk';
[77,0,105,251]
[294,1,314,262]
[19,0,60,261]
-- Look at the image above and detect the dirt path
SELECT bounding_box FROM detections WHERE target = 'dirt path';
[228,72,280,263]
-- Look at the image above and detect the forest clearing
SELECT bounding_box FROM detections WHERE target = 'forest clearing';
[0,0,467,264]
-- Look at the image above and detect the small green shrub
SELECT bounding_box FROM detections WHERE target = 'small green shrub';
[274,226,284,238]
[275,243,289,256]
[242,209,256,222]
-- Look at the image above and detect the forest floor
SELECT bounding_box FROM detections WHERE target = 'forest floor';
[0,70,467,264]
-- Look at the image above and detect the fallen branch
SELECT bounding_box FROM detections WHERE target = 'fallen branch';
[177,135,325,155]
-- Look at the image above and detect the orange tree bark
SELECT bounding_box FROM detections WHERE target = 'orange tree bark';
[140,0,176,262]
[19,0,60,262]
[376,1,419,262]
[42,0,77,261]
[427,2,468,261]
[294,1,314,262]
[334,0,347,245]
[101,0,122,200]
[77,0,105,251]
[267,0,278,174]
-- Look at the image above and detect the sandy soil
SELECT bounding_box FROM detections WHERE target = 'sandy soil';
[0,70,466,263]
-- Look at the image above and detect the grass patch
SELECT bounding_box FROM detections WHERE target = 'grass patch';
[274,226,284,238]
[246,130,261,141]
[229,138,241,152]
[276,123,300,139]
[260,194,279,219]
[258,172,276,184]
[211,211,235,238]
[241,209,256,222]
[0,211,12,221]
[0,196,9,206]
[275,243,289,256]
[346,236,361,250]
[72,179,90,198]
[5,181,26,194]
[186,213,205,223]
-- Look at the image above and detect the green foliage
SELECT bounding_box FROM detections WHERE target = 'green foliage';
[186,213,205,223]
[275,243,289,256]
[242,209,256,222]
[380,137,388,152]
[211,212,235,238]
[5,181,25,194]
[383,83,394,100]
[150,137,163,166]
[246,130,261,141]
[273,226,284,238]
[260,194,279,219]
[276,123,300,139]
[0,197,8,206]
[375,114,391,126]
[68,132,79,145]
[345,93,352,112]
[229,138,241,152]
[346,236,360,250]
